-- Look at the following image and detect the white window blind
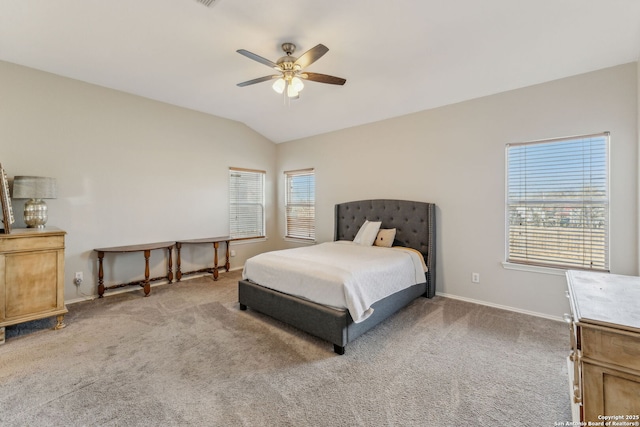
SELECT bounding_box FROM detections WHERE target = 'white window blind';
[506,132,609,271]
[285,168,315,241]
[229,167,265,239]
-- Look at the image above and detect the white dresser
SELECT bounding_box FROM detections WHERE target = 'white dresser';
[566,270,640,423]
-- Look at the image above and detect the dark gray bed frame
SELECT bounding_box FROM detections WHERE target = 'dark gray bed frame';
[238,199,436,355]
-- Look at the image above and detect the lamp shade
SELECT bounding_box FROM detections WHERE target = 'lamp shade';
[12,176,57,199]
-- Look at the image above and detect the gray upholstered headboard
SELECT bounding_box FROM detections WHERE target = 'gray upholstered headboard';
[334,199,436,297]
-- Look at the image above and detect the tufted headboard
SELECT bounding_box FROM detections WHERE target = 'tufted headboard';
[334,199,436,298]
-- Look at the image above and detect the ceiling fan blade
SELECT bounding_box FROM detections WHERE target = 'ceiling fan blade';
[294,44,329,69]
[237,75,280,87]
[300,72,346,86]
[236,49,279,69]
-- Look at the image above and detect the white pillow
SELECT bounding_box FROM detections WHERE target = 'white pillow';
[353,220,382,246]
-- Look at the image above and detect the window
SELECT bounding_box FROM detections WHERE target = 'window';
[505,132,609,271]
[285,168,315,241]
[229,167,265,239]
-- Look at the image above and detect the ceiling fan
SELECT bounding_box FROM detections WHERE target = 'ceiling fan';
[236,43,346,99]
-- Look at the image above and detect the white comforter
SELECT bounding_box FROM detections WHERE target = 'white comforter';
[242,241,426,323]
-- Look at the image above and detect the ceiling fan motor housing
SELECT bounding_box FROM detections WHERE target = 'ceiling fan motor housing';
[277,43,299,71]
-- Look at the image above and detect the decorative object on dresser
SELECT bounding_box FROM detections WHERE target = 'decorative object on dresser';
[0,227,67,344]
[11,176,57,228]
[0,164,15,234]
[565,270,640,424]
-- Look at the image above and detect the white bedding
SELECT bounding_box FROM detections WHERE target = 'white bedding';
[242,241,426,323]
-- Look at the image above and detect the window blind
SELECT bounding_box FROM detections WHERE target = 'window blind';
[285,168,315,240]
[506,133,609,271]
[229,167,265,239]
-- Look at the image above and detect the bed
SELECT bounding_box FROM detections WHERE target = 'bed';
[238,199,436,355]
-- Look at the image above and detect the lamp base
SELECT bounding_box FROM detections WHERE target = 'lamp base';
[24,198,48,228]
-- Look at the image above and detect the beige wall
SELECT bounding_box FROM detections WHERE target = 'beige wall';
[0,61,278,302]
[277,63,639,319]
[2,60,637,319]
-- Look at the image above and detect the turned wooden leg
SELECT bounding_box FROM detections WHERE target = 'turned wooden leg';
[167,246,174,283]
[54,314,66,330]
[0,327,5,345]
[175,242,182,281]
[213,242,219,280]
[224,240,231,272]
[98,251,105,298]
[143,249,151,296]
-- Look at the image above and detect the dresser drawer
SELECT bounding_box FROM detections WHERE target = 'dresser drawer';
[581,325,640,372]
[0,235,64,253]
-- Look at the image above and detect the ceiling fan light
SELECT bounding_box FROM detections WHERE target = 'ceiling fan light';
[272,78,286,94]
[287,84,299,98]
[291,77,304,92]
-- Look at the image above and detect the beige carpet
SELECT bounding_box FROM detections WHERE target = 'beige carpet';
[0,270,572,426]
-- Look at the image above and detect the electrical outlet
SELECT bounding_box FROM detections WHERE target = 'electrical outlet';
[471,272,480,283]
[230,250,236,257]
[74,272,83,286]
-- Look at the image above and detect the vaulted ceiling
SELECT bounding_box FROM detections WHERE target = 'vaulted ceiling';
[1,0,639,143]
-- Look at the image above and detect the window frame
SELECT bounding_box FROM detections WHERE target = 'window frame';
[504,132,610,272]
[284,168,315,242]
[228,167,266,240]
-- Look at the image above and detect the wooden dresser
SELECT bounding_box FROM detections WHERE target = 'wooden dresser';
[566,270,640,423]
[0,227,67,344]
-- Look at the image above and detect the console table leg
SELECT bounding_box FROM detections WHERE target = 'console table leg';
[167,246,174,283]
[143,249,151,296]
[213,242,219,280]
[224,240,230,272]
[98,251,105,298]
[175,242,182,282]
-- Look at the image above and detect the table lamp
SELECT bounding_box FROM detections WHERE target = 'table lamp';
[12,176,57,228]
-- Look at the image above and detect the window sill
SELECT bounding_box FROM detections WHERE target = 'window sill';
[283,237,316,245]
[230,236,268,245]
[501,261,566,276]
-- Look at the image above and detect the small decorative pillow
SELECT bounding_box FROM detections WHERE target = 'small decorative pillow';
[353,220,382,246]
[374,228,396,248]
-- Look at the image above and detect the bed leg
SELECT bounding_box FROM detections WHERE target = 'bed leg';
[239,303,247,311]
[333,344,345,355]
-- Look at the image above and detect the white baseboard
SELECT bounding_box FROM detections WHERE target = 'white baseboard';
[66,294,98,305]
[436,291,564,322]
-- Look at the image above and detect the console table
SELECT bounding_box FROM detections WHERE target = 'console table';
[94,241,174,297]
[175,236,231,281]
[0,227,67,344]
[566,270,640,423]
